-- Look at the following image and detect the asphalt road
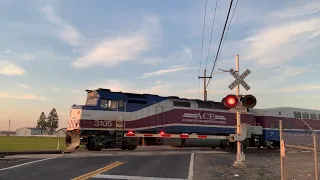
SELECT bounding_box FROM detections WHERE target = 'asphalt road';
[0,146,278,180]
[0,153,192,180]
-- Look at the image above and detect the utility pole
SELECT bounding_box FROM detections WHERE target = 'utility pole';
[198,69,212,101]
[8,118,11,136]
[234,54,245,166]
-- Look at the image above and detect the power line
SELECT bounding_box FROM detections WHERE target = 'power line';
[216,0,238,61]
[206,0,234,88]
[198,0,208,99]
[205,0,219,70]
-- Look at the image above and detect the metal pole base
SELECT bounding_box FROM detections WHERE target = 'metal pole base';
[233,153,246,167]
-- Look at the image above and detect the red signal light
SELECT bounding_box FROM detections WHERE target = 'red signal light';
[223,94,239,109]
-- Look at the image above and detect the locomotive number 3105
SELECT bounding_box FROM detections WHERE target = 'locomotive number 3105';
[94,120,113,127]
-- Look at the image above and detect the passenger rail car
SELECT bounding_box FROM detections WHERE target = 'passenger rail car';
[252,107,320,148]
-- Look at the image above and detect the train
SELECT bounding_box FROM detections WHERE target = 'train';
[65,88,320,151]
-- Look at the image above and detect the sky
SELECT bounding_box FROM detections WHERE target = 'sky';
[0,0,320,130]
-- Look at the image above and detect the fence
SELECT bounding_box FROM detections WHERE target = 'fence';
[280,119,320,180]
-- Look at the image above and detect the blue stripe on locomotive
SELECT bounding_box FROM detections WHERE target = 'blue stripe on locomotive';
[97,90,167,112]
[73,89,168,112]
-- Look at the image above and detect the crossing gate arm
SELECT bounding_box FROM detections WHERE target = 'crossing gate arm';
[124,133,229,139]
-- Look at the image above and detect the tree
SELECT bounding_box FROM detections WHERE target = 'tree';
[36,112,47,133]
[47,108,59,135]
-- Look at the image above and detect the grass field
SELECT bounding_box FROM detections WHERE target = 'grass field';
[0,136,67,152]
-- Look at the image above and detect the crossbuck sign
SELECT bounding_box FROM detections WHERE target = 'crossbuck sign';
[228,68,251,91]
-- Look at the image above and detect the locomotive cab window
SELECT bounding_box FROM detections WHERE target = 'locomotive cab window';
[318,114,320,120]
[100,99,117,110]
[108,100,117,110]
[118,100,124,108]
[302,112,310,119]
[294,111,302,119]
[100,98,108,108]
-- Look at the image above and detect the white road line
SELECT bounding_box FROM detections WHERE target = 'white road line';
[0,157,57,171]
[187,153,194,180]
[93,174,187,180]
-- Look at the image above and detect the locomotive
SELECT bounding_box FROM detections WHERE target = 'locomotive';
[65,88,320,151]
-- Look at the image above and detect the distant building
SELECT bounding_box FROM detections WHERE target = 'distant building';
[52,128,67,137]
[16,127,49,136]
[0,130,16,136]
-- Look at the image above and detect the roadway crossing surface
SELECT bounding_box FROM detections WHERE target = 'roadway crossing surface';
[0,147,279,180]
[0,146,203,180]
[0,154,191,180]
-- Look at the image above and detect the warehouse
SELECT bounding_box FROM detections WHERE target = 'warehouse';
[16,127,48,136]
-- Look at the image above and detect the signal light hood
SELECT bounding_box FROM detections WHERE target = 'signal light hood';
[241,95,257,108]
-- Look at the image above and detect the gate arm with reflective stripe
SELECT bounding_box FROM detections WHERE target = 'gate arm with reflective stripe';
[124,133,229,139]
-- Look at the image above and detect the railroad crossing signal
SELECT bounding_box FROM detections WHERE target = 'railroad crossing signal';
[228,68,251,91]
[222,94,257,112]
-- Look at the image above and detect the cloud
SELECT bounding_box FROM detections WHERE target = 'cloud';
[139,46,193,65]
[140,65,196,78]
[19,84,30,88]
[0,92,49,101]
[40,6,81,46]
[156,81,162,84]
[273,66,313,76]
[72,35,149,68]
[23,54,35,60]
[239,18,320,66]
[52,87,60,91]
[0,61,25,76]
[139,57,165,65]
[71,15,161,68]
[4,50,11,54]
[168,46,193,61]
[269,1,320,19]
[276,83,320,93]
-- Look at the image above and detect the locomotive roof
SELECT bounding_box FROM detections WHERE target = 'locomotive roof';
[88,88,222,103]
[255,107,320,113]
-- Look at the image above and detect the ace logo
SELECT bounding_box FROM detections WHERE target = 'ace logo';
[182,113,226,120]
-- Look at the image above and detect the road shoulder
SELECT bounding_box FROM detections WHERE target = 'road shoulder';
[193,152,281,180]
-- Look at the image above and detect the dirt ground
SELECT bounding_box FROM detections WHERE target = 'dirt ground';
[193,149,317,180]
